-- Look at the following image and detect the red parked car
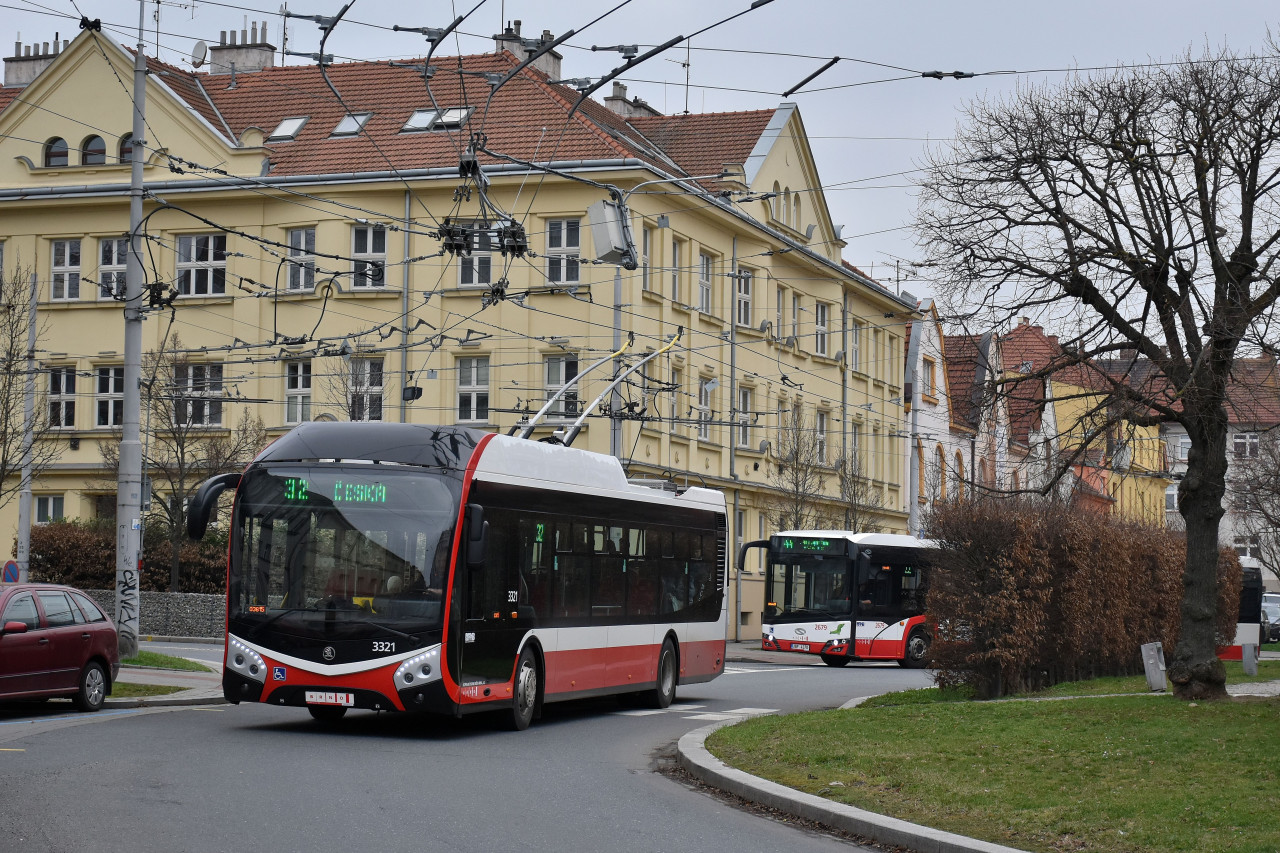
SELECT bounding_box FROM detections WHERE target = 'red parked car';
[0,583,121,711]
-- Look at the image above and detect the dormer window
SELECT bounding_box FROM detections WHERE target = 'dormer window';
[44,137,68,168]
[401,107,472,132]
[331,113,371,137]
[81,135,106,165]
[267,116,308,142]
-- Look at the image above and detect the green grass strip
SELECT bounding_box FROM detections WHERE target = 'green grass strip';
[109,683,186,698]
[120,650,214,672]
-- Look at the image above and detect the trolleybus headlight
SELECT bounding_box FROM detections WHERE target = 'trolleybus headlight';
[227,637,267,684]
[394,646,441,690]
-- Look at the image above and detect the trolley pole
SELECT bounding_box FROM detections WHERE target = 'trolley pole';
[115,0,148,658]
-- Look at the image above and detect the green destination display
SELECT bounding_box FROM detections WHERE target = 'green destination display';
[280,476,388,504]
[772,536,846,557]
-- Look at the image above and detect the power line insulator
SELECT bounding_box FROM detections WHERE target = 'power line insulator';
[498,222,528,258]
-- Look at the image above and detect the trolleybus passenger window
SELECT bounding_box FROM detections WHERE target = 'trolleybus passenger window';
[592,524,626,617]
[518,518,553,617]
[627,529,660,618]
[468,511,512,620]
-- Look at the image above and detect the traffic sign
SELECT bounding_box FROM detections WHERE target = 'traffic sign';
[2,560,18,583]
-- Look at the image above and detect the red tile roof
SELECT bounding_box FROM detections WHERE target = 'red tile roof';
[628,110,774,190]
[942,334,982,431]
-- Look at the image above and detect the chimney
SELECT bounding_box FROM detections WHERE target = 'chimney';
[4,34,67,88]
[492,20,562,79]
[603,82,663,118]
[209,21,275,74]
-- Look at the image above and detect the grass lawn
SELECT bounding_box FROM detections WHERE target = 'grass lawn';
[120,650,213,673]
[109,683,185,698]
[708,666,1280,853]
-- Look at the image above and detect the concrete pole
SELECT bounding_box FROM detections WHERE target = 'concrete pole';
[15,272,37,582]
[611,263,622,459]
[115,0,148,658]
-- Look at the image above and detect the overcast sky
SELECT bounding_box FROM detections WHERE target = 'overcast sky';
[3,1,1277,297]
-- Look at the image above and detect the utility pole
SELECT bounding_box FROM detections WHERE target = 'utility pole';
[116,0,148,658]
[15,272,37,582]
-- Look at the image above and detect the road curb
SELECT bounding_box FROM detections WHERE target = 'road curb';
[103,694,228,709]
[676,721,1029,853]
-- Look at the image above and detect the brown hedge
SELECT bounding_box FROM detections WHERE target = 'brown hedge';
[925,501,1241,698]
[23,520,228,594]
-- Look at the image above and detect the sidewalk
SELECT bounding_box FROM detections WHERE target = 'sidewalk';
[107,662,225,708]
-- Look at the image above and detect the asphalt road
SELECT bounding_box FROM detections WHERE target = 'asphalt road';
[0,644,931,853]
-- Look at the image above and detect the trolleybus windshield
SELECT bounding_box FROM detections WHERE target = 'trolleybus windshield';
[766,553,853,618]
[229,466,461,640]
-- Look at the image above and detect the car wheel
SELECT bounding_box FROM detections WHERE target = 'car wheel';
[72,662,107,712]
[820,653,850,667]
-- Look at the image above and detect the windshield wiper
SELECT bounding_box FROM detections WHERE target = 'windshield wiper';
[247,608,311,639]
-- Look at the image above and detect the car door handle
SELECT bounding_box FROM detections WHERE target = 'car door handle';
[82,632,92,640]
[38,637,49,644]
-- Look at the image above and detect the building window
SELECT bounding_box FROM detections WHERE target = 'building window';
[51,239,81,301]
[670,367,684,434]
[35,495,65,524]
[331,113,371,137]
[81,135,106,166]
[176,234,227,296]
[640,227,653,291]
[698,253,714,314]
[1233,432,1259,458]
[173,364,224,427]
[791,293,800,341]
[98,236,128,299]
[285,361,311,424]
[546,219,580,284]
[44,137,68,168]
[287,227,316,292]
[402,107,471,132]
[737,386,752,448]
[545,355,579,418]
[814,301,829,356]
[353,224,387,287]
[350,358,383,422]
[953,450,965,499]
[457,356,489,423]
[816,411,828,464]
[1177,435,1191,461]
[1165,484,1179,512]
[670,239,682,302]
[118,134,134,164]
[735,268,753,327]
[267,117,308,141]
[457,225,492,288]
[1234,535,1260,559]
[48,367,76,428]
[775,285,784,339]
[849,322,861,372]
[922,357,937,399]
[96,367,124,427]
[697,377,715,440]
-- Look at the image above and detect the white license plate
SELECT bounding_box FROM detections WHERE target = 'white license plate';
[791,643,809,652]
[305,691,354,707]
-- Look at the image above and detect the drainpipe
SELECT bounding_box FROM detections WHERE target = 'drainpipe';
[730,236,741,641]
[400,190,411,423]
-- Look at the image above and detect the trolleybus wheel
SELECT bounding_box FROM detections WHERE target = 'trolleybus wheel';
[820,653,850,667]
[308,705,348,722]
[510,647,539,731]
[899,628,931,669]
[72,662,107,711]
[645,640,678,708]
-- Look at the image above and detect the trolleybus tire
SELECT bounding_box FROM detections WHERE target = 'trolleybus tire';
[308,705,348,722]
[644,640,678,708]
[898,628,931,669]
[820,653,850,667]
[72,661,107,712]
[509,646,539,731]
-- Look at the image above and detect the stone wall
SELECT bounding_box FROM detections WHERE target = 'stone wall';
[84,589,223,639]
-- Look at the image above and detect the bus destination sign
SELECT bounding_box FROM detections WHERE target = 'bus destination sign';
[772,536,846,557]
[281,476,388,505]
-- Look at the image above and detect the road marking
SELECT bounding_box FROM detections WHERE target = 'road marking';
[0,748,25,751]
[723,666,811,674]
[683,707,779,721]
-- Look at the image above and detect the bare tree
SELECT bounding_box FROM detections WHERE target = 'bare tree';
[1231,427,1280,586]
[916,42,1280,699]
[765,408,831,532]
[834,446,884,533]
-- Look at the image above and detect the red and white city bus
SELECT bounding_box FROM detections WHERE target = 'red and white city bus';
[739,531,934,668]
[187,422,727,729]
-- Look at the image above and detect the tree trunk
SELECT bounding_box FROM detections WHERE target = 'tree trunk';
[1168,411,1229,700]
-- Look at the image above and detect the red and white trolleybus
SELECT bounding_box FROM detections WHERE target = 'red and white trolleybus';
[739,531,934,668]
[187,422,727,729]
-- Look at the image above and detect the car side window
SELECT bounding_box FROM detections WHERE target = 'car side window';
[37,592,77,628]
[2,594,40,629]
[71,592,107,623]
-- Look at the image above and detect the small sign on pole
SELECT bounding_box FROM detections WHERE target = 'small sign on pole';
[2,560,19,583]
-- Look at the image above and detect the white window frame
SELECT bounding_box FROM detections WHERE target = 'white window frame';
[814,301,829,356]
[816,411,828,464]
[1234,534,1260,559]
[670,239,682,303]
[48,366,76,429]
[775,285,784,339]
[849,322,861,373]
[173,363,224,427]
[332,113,371,137]
[287,227,316,292]
[1233,432,1259,458]
[791,293,800,340]
[546,219,580,284]
[52,239,81,301]
[1165,484,1179,512]
[176,234,227,297]
[736,386,752,448]
[95,366,124,427]
[640,227,653,292]
[670,367,684,434]
[352,224,387,288]
[457,356,489,423]
[35,495,65,525]
[402,107,472,132]
[544,355,580,419]
[698,253,714,314]
[735,268,753,328]
[697,377,714,440]
[285,360,311,425]
[350,358,384,422]
[1177,435,1191,461]
[98,236,128,300]
[457,224,492,288]
[922,357,937,398]
[267,116,308,141]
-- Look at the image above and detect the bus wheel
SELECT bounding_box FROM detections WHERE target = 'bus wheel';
[899,629,931,669]
[645,640,678,708]
[308,705,348,722]
[510,647,539,731]
[820,653,850,668]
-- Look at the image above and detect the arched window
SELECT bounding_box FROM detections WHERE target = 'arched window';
[783,187,792,228]
[793,194,801,231]
[953,451,966,500]
[935,445,947,501]
[81,135,106,165]
[118,134,134,164]
[44,137,68,168]
[771,181,781,220]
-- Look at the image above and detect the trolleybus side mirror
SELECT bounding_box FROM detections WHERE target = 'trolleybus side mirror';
[465,504,488,569]
[187,472,242,540]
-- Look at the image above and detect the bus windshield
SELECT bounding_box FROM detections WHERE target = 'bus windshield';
[766,555,853,618]
[229,466,461,639]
